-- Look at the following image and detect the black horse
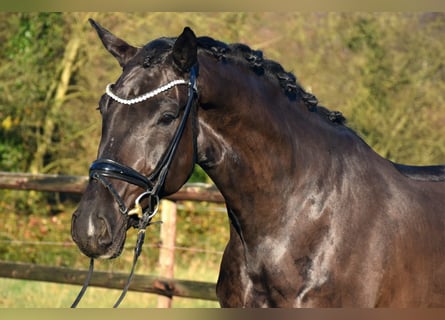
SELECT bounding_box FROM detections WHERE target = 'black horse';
[71,20,445,307]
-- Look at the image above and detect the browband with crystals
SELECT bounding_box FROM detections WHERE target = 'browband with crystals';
[105,79,190,105]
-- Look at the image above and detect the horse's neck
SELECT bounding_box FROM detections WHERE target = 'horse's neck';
[196,58,381,242]
[196,59,300,188]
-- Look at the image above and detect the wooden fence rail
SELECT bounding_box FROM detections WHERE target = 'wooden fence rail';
[0,260,218,301]
[0,171,225,203]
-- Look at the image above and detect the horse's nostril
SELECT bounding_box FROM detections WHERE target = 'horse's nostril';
[71,212,80,242]
[97,217,113,247]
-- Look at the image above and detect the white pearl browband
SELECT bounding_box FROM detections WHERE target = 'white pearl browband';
[105,79,190,105]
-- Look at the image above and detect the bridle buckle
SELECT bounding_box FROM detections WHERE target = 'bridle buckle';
[128,191,160,221]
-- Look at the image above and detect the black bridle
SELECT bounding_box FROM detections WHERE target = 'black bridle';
[71,65,198,308]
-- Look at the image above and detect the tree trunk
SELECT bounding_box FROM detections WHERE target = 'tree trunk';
[28,20,84,174]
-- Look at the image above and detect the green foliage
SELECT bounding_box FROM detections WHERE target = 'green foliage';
[337,13,445,163]
[5,13,64,62]
[0,13,89,214]
[0,13,66,172]
[188,165,210,183]
[0,135,25,171]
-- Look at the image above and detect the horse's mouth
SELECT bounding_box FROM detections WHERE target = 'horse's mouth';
[96,217,133,259]
[74,236,126,260]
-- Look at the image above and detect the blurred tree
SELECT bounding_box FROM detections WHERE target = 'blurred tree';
[0,13,94,213]
[0,13,65,172]
[28,15,90,174]
[339,13,445,164]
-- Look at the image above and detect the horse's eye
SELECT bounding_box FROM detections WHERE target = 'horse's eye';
[158,112,177,125]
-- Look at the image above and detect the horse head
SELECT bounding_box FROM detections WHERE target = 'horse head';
[71,20,198,259]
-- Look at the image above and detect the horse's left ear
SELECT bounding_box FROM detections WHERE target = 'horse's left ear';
[89,18,138,68]
[172,27,197,72]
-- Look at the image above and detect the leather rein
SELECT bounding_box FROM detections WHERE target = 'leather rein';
[71,66,198,308]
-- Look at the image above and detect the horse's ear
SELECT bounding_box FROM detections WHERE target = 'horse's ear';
[89,18,138,68]
[172,27,197,72]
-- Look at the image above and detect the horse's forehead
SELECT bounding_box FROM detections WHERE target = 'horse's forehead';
[142,38,174,59]
[118,38,175,79]
[118,38,176,86]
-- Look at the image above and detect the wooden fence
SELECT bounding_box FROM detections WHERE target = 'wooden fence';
[0,171,225,202]
[0,260,217,301]
[0,171,225,305]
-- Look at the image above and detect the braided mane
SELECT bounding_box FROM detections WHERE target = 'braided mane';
[142,35,346,125]
[196,36,346,126]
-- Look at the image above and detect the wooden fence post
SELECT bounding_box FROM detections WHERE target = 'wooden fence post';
[157,199,177,308]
